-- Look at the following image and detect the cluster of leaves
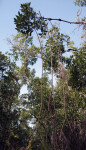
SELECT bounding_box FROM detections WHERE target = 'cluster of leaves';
[74,0,86,6]
[14,3,47,35]
[69,48,86,90]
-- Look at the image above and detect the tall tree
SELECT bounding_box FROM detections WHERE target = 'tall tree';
[0,52,32,150]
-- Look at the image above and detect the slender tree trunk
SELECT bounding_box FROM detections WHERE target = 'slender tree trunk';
[35,29,43,111]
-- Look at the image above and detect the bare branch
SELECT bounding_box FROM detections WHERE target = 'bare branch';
[40,17,86,25]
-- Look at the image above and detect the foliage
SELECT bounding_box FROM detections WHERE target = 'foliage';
[74,0,86,6]
[0,52,31,149]
[14,3,47,35]
[69,48,86,90]
[43,25,69,73]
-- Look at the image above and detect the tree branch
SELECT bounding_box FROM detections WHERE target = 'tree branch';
[40,17,86,25]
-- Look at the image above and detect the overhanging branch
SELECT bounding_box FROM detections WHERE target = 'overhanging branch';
[40,17,86,25]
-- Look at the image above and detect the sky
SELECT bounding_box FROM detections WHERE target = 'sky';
[0,0,86,93]
[0,0,86,53]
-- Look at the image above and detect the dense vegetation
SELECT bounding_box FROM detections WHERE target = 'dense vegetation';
[0,0,86,150]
